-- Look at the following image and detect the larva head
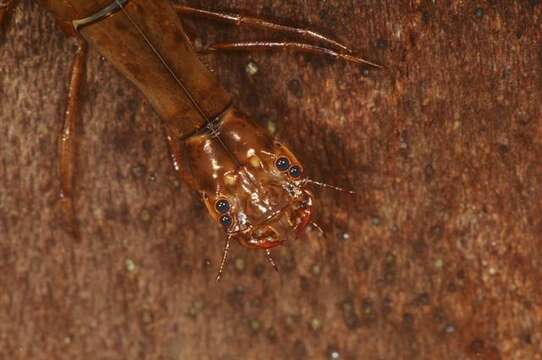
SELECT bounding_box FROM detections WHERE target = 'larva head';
[202,140,314,249]
[179,108,315,249]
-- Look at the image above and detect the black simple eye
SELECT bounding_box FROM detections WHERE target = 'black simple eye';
[219,214,232,228]
[289,165,302,178]
[215,199,230,214]
[275,157,290,171]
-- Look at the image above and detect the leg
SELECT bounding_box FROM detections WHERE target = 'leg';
[216,237,231,282]
[0,0,16,28]
[58,37,87,237]
[200,41,382,68]
[163,127,197,190]
[175,5,351,53]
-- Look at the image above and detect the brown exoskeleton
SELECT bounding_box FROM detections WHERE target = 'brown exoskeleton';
[2,0,380,280]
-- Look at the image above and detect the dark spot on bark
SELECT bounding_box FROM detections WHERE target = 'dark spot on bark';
[299,276,311,291]
[260,6,273,19]
[412,239,427,254]
[191,199,205,212]
[447,281,457,292]
[424,163,434,181]
[355,255,370,272]
[413,292,430,307]
[421,10,431,25]
[431,224,444,240]
[475,8,485,19]
[140,309,154,325]
[521,332,532,344]
[9,134,20,148]
[186,300,204,318]
[266,327,277,342]
[376,39,389,50]
[251,296,263,308]
[340,298,360,329]
[281,251,297,273]
[519,112,533,125]
[360,298,377,325]
[38,136,49,153]
[292,339,307,359]
[468,338,485,354]
[142,139,152,155]
[381,297,392,317]
[118,202,130,224]
[245,90,260,108]
[131,163,146,178]
[147,172,157,183]
[226,286,245,310]
[497,143,509,155]
[382,252,396,284]
[253,263,265,278]
[409,32,418,48]
[403,313,414,329]
[115,104,130,123]
[528,0,540,7]
[433,307,451,332]
[384,252,396,265]
[126,99,139,114]
[112,131,132,153]
[287,79,303,98]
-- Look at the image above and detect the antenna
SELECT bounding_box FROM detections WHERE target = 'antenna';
[304,179,356,195]
[216,236,231,282]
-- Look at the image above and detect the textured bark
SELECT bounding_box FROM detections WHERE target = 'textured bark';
[1,1,541,359]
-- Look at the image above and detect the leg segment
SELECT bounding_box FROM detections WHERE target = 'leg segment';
[200,41,382,68]
[58,37,87,237]
[175,5,351,53]
[0,0,16,28]
[163,128,197,190]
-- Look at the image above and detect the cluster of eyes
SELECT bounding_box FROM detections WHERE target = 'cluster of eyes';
[275,156,302,178]
[215,198,233,229]
[215,156,301,230]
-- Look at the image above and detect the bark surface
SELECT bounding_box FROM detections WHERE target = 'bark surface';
[1,1,541,359]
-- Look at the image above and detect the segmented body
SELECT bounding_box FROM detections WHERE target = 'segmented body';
[41,0,314,253]
[11,0,375,277]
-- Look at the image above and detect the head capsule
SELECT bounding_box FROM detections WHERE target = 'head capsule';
[203,138,314,249]
[182,108,314,249]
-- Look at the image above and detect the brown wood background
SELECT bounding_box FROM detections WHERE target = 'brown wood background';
[1,1,541,359]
